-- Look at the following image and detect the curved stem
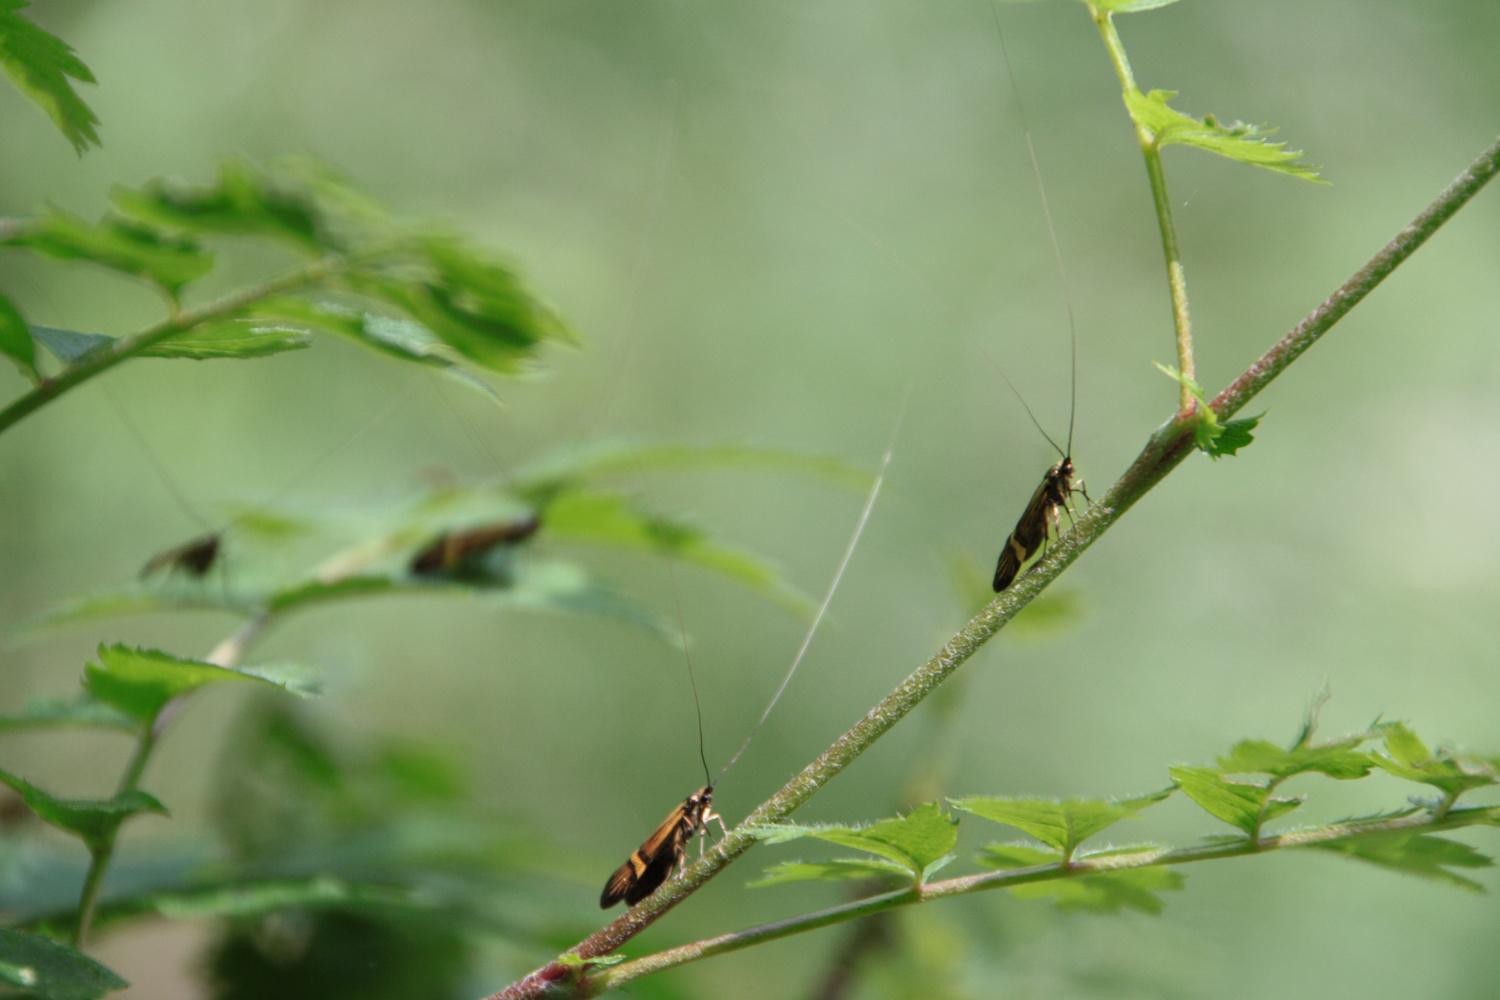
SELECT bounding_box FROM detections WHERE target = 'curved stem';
[1092,8,1195,412]
[73,730,157,947]
[595,805,1499,989]
[489,130,1500,1000]
[0,255,346,436]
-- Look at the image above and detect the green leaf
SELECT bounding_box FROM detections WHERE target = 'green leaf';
[1153,362,1265,460]
[149,321,311,360]
[1170,766,1301,837]
[146,877,438,920]
[544,490,816,620]
[0,695,139,734]
[0,1,101,155]
[83,644,316,727]
[2,209,212,298]
[1369,723,1497,799]
[1317,832,1492,892]
[0,769,165,850]
[108,158,352,254]
[0,290,37,375]
[1125,89,1323,181]
[1010,865,1185,914]
[751,858,914,888]
[1210,415,1261,458]
[748,803,959,879]
[27,325,112,364]
[1089,0,1182,12]
[1216,737,1375,781]
[952,790,1172,860]
[975,843,1062,870]
[0,928,127,1000]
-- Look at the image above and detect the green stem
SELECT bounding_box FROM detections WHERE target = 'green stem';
[594,805,1499,990]
[73,730,156,948]
[0,254,346,436]
[489,130,1500,1000]
[1092,7,1195,413]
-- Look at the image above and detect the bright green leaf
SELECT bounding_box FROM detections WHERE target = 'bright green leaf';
[0,290,36,375]
[1010,865,1184,914]
[0,695,138,734]
[747,804,959,879]
[1125,89,1323,181]
[0,769,165,850]
[1217,737,1375,781]
[1209,416,1262,459]
[0,927,127,999]
[975,843,1061,870]
[1170,766,1301,837]
[0,1,100,155]
[953,790,1172,859]
[1317,832,1492,892]
[1089,0,1182,12]
[751,858,913,888]
[2,209,212,297]
[1153,362,1265,460]
[1370,723,1497,799]
[83,644,315,727]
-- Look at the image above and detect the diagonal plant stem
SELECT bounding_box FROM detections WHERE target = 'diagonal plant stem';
[594,804,1500,989]
[0,253,347,435]
[489,131,1500,1000]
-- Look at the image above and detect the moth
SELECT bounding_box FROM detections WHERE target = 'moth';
[409,512,542,577]
[600,786,727,908]
[140,531,222,579]
[991,455,1088,592]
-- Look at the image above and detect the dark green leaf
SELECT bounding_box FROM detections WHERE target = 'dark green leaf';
[0,1,101,154]
[751,858,913,888]
[1125,89,1323,181]
[1010,865,1184,914]
[1370,723,1497,799]
[83,644,315,727]
[953,790,1172,859]
[0,927,127,999]
[0,695,138,734]
[1317,832,1492,892]
[0,769,165,849]
[2,209,212,297]
[0,290,36,375]
[1170,766,1301,837]
[1217,737,1374,781]
[108,158,350,254]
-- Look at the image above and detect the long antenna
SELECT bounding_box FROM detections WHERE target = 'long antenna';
[714,385,912,787]
[103,383,214,532]
[991,2,1080,456]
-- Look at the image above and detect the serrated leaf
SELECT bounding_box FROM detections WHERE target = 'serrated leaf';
[0,927,127,999]
[1153,362,1265,459]
[953,790,1172,859]
[1010,865,1184,914]
[0,769,165,850]
[1370,723,1497,799]
[747,804,958,879]
[1124,89,1323,181]
[1217,737,1374,781]
[0,1,101,155]
[751,858,913,888]
[83,644,316,727]
[1170,766,1301,837]
[1317,832,1492,892]
[1208,415,1261,459]
[0,290,36,375]
[2,209,212,297]
[0,695,139,734]
[544,490,816,620]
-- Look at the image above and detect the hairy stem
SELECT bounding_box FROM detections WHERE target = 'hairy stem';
[490,130,1500,1000]
[0,255,345,436]
[1091,7,1195,413]
[595,805,1499,988]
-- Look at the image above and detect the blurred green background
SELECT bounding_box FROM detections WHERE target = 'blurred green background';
[3,0,1499,997]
